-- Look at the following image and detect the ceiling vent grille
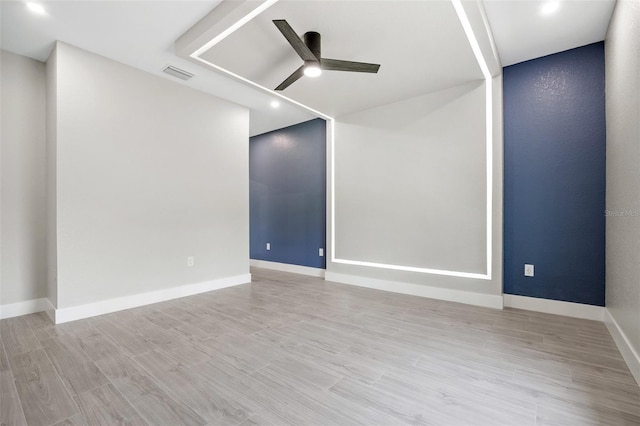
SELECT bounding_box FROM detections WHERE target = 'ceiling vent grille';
[162,65,194,81]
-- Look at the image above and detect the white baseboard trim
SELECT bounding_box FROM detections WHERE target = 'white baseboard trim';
[53,273,251,324]
[325,271,503,309]
[250,259,325,278]
[604,308,640,386]
[503,294,605,321]
[0,298,54,320]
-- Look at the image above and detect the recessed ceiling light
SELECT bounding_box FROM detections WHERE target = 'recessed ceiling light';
[303,62,322,78]
[270,100,280,108]
[541,1,560,15]
[26,2,46,15]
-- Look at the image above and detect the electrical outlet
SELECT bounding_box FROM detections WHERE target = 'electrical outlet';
[319,248,324,257]
[524,264,534,277]
[266,243,271,251]
[187,256,194,267]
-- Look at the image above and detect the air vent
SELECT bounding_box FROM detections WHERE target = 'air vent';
[162,65,194,81]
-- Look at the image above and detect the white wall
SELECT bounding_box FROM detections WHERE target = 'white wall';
[46,46,59,308]
[324,1,503,308]
[605,0,640,379]
[1,50,47,306]
[326,75,503,306]
[50,42,250,309]
[334,81,486,273]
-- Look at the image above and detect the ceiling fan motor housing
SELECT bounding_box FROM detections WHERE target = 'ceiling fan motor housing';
[304,31,321,60]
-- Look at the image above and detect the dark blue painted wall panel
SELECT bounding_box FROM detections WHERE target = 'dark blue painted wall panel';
[250,118,326,268]
[503,42,606,306]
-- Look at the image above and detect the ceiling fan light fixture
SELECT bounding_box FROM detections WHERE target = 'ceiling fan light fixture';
[272,20,378,90]
[303,61,322,78]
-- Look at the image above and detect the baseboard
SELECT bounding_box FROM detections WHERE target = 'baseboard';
[503,294,605,321]
[250,259,325,278]
[0,298,54,320]
[53,273,251,324]
[325,271,503,309]
[604,308,640,386]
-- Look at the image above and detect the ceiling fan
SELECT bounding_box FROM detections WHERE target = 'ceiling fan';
[272,19,381,91]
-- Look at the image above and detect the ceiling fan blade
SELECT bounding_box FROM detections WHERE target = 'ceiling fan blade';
[273,20,318,62]
[321,58,380,73]
[275,65,305,91]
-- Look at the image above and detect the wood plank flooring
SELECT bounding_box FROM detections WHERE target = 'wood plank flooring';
[1,267,638,425]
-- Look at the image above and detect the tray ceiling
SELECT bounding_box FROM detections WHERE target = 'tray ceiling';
[198,0,483,118]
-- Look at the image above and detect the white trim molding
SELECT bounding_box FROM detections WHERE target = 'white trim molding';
[325,271,503,310]
[605,309,640,386]
[503,294,604,321]
[0,298,54,320]
[250,260,325,278]
[53,273,251,324]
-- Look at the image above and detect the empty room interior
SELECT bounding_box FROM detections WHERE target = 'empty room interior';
[1,0,639,424]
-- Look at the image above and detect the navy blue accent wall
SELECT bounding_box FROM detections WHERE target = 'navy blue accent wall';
[250,118,326,269]
[503,42,606,306]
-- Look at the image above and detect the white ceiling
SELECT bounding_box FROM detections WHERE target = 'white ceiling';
[1,0,617,134]
[484,0,615,67]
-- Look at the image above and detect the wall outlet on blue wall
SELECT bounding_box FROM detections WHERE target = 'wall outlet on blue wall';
[319,248,324,257]
[524,264,534,277]
[266,243,270,251]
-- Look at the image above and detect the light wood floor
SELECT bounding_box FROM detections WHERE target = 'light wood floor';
[1,268,639,426]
